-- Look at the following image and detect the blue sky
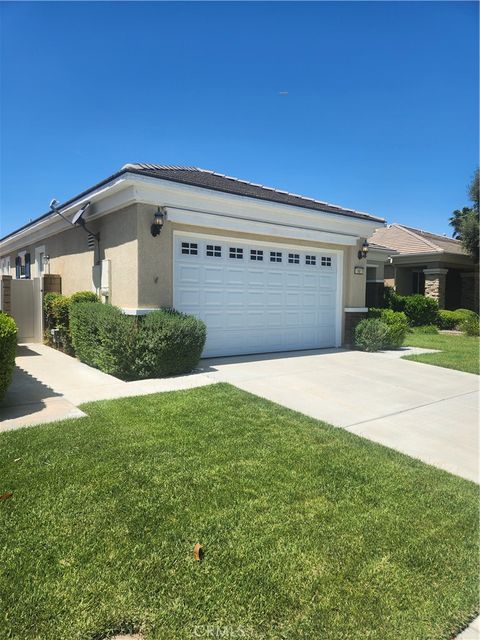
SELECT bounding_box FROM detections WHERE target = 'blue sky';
[0,1,478,238]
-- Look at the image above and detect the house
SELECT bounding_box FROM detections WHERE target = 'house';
[369,224,478,311]
[0,163,385,356]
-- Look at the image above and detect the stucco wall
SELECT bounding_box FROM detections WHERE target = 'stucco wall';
[135,205,368,313]
[3,205,139,308]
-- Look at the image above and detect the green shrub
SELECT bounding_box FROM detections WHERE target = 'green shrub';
[44,291,99,353]
[70,303,136,378]
[403,295,439,326]
[461,313,480,337]
[355,319,388,352]
[134,309,207,378]
[70,304,206,379]
[368,308,408,348]
[69,291,99,305]
[0,312,17,401]
[437,310,459,330]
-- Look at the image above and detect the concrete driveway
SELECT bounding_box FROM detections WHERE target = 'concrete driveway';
[201,348,479,483]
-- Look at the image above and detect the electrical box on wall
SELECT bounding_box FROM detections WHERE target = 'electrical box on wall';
[354,266,364,275]
[100,259,111,299]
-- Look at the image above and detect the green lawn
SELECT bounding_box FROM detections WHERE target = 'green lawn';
[403,328,480,374]
[0,384,478,640]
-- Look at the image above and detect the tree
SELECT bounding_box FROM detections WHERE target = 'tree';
[449,169,479,262]
[469,168,479,213]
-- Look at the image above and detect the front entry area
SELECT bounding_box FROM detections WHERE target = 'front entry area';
[173,233,342,357]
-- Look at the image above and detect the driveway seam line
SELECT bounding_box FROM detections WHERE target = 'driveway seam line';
[344,390,478,429]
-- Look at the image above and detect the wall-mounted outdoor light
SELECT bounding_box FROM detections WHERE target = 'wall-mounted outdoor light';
[151,207,166,237]
[357,240,369,260]
[43,255,50,267]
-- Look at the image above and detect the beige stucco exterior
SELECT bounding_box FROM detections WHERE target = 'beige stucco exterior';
[1,202,369,315]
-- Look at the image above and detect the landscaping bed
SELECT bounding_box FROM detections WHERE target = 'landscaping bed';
[0,384,478,640]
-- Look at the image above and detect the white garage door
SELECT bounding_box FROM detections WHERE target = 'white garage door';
[173,234,340,358]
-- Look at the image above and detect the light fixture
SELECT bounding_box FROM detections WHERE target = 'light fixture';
[42,255,50,265]
[151,207,166,237]
[358,240,369,260]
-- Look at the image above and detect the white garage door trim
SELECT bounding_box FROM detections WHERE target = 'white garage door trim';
[173,231,344,357]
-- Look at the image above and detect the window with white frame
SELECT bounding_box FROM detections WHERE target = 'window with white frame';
[181,242,198,255]
[270,251,282,263]
[0,257,10,275]
[288,253,300,264]
[321,256,332,267]
[305,255,317,266]
[206,244,222,258]
[229,247,243,259]
[250,249,263,261]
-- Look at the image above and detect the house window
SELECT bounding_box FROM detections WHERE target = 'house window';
[229,247,243,259]
[321,256,332,267]
[0,257,10,275]
[250,249,263,261]
[412,270,425,295]
[305,255,316,266]
[181,242,198,255]
[270,251,282,263]
[15,252,31,279]
[288,253,300,264]
[206,244,222,257]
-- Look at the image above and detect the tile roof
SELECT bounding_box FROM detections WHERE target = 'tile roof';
[369,224,467,256]
[0,163,384,244]
[121,163,385,222]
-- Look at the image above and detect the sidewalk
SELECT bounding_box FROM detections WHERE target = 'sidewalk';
[0,343,213,432]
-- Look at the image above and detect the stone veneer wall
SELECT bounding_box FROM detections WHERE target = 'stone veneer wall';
[424,269,447,309]
[0,275,12,314]
[344,311,367,347]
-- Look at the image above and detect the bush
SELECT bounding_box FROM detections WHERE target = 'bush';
[0,312,17,401]
[403,295,439,327]
[70,304,207,379]
[436,309,477,330]
[43,293,71,352]
[437,310,459,330]
[368,308,408,349]
[44,291,99,353]
[70,303,136,378]
[461,313,480,337]
[134,309,207,378]
[69,291,99,305]
[355,319,388,352]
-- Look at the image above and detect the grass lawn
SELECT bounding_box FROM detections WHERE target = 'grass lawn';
[403,328,479,374]
[0,384,478,640]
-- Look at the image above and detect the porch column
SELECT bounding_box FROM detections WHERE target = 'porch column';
[423,268,448,309]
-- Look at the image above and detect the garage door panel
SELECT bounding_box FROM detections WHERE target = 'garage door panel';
[174,236,339,357]
[204,266,224,285]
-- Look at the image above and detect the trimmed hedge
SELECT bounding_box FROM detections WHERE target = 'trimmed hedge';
[437,309,478,331]
[134,309,207,378]
[368,308,408,349]
[403,295,439,327]
[69,304,207,379]
[383,290,439,327]
[0,312,17,401]
[44,291,99,353]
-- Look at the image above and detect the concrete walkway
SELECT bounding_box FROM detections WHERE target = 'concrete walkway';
[201,347,479,483]
[0,343,213,432]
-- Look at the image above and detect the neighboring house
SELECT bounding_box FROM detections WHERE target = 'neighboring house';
[0,163,385,355]
[369,223,478,310]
